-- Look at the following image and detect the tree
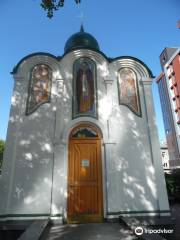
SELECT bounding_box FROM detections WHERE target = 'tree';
[41,0,81,18]
[0,140,5,169]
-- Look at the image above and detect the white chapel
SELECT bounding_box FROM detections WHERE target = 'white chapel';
[0,26,170,223]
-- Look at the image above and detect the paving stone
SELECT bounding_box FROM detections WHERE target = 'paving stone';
[42,222,138,240]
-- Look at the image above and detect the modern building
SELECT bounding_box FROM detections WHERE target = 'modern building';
[0,27,169,223]
[157,47,180,169]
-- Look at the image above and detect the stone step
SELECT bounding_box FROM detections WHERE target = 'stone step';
[18,220,49,240]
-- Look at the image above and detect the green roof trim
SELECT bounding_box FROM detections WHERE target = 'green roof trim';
[111,55,154,78]
[62,47,154,78]
[12,49,154,78]
[12,52,61,74]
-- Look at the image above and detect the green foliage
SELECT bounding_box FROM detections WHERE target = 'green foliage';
[41,0,81,18]
[165,170,180,202]
[0,140,5,155]
[0,140,5,169]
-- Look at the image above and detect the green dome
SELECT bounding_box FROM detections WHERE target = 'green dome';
[64,26,100,53]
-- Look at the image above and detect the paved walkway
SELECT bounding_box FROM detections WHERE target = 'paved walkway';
[41,204,180,240]
[42,222,138,240]
[170,203,180,240]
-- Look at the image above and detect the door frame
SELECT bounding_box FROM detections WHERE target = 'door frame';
[67,122,104,223]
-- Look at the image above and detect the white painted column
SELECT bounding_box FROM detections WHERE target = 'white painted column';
[103,79,113,139]
[103,79,115,216]
[142,77,170,215]
[0,75,25,215]
[50,78,67,219]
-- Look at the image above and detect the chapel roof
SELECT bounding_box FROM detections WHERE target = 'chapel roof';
[64,25,100,53]
[12,26,154,77]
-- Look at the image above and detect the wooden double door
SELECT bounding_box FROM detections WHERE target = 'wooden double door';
[67,125,103,223]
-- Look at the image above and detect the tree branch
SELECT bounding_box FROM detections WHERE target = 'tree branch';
[41,0,81,18]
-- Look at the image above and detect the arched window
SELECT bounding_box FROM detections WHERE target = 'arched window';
[26,64,52,115]
[73,58,97,118]
[118,68,141,116]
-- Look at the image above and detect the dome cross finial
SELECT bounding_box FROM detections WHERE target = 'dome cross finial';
[80,24,85,32]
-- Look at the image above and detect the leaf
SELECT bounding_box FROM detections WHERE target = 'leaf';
[40,0,82,19]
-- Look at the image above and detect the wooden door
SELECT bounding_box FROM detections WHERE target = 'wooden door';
[67,127,103,223]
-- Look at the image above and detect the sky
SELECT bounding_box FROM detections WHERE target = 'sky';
[0,0,180,141]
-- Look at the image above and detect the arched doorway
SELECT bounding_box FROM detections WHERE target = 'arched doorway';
[67,123,103,223]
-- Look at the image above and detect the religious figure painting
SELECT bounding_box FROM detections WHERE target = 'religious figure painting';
[73,58,97,118]
[118,68,141,116]
[72,127,98,138]
[26,64,52,115]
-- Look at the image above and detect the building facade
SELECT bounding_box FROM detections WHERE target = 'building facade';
[157,47,180,169]
[160,141,170,171]
[0,27,169,222]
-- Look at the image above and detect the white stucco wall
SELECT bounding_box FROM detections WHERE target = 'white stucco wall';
[0,49,170,219]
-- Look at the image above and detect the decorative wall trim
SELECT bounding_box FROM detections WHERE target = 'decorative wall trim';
[107,210,170,215]
[0,213,63,218]
[12,50,154,78]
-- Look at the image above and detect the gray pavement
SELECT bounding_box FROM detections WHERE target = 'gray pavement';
[42,222,138,240]
[40,204,180,240]
[170,203,180,240]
